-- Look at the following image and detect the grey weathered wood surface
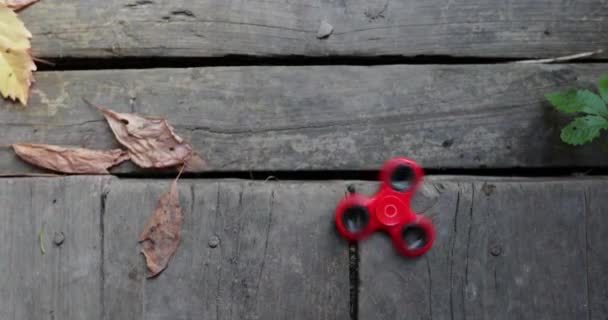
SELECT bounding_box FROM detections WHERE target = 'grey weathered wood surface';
[2,64,608,175]
[21,0,608,58]
[0,177,351,320]
[1,177,607,320]
[103,179,350,320]
[585,185,608,320]
[0,176,109,320]
[359,177,608,320]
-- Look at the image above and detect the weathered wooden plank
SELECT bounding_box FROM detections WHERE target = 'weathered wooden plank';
[0,176,606,319]
[585,184,608,319]
[2,64,608,174]
[359,177,608,320]
[20,0,608,58]
[0,176,108,320]
[103,179,350,320]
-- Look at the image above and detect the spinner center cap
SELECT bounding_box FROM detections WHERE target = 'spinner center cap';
[375,195,406,226]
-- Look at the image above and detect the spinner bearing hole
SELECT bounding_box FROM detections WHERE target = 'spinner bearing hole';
[342,206,370,234]
[402,225,428,250]
[389,164,415,191]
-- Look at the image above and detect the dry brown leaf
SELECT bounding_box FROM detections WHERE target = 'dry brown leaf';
[139,171,183,278]
[13,143,129,174]
[184,153,207,172]
[93,103,195,168]
[2,0,40,11]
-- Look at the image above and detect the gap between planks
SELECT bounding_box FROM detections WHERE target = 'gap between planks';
[35,56,608,72]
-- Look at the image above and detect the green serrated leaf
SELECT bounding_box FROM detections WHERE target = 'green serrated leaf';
[598,74,608,103]
[545,89,608,116]
[545,89,584,113]
[545,89,582,113]
[560,115,608,145]
[577,89,608,117]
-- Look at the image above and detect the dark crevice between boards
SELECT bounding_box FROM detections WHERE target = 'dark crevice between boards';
[349,242,359,320]
[110,166,608,180]
[99,188,108,320]
[35,55,608,71]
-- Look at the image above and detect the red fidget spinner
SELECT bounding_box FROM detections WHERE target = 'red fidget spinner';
[335,157,435,257]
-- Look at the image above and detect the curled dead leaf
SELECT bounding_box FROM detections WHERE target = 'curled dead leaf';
[139,172,183,278]
[13,143,129,174]
[92,103,196,169]
[184,153,207,172]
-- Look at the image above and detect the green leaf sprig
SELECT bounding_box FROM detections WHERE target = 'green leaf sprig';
[545,74,608,145]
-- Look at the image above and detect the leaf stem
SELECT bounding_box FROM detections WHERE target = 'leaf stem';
[39,223,45,255]
[515,49,603,64]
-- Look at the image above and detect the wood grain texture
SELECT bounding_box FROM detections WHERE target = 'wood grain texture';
[585,183,608,320]
[20,0,608,58]
[103,179,350,320]
[0,176,108,320]
[0,176,607,319]
[359,177,608,320]
[2,64,608,174]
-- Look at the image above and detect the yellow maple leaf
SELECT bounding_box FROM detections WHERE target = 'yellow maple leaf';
[0,3,36,105]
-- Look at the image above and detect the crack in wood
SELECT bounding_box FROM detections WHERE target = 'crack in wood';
[214,182,222,320]
[426,255,433,320]
[349,243,359,320]
[99,180,109,320]
[463,183,475,320]
[124,0,154,8]
[181,104,534,137]
[583,187,591,320]
[448,187,461,320]
[255,189,274,299]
